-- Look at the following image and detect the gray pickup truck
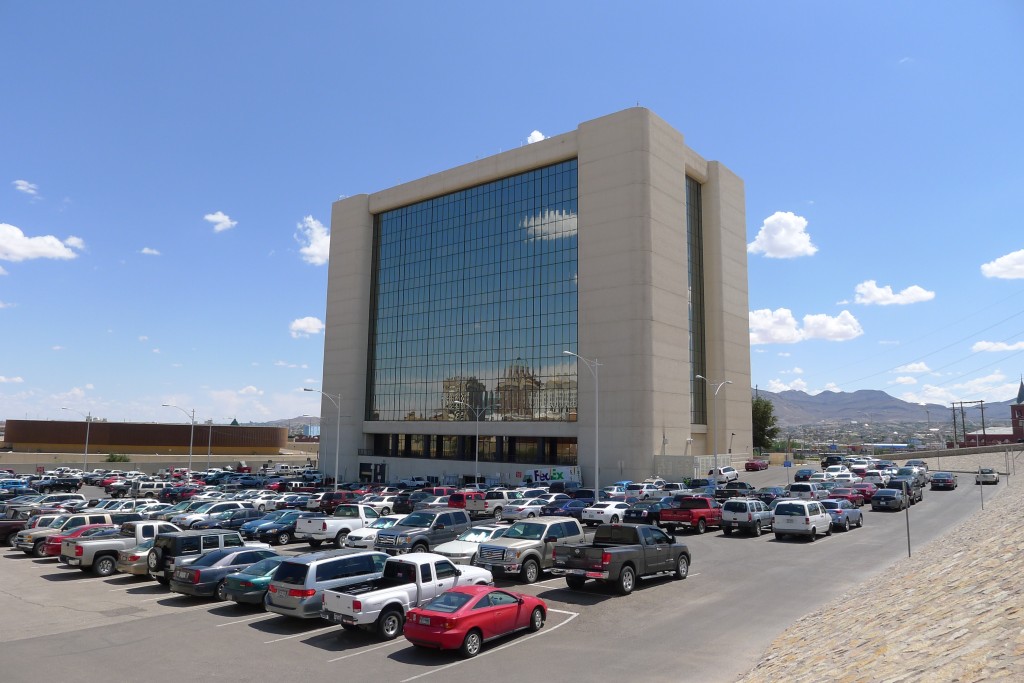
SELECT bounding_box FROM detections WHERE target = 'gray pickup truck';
[551,523,690,595]
[61,521,182,576]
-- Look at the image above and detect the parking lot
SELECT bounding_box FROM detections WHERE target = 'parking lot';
[0,471,1004,683]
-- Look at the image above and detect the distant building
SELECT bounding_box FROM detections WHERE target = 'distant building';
[955,379,1024,446]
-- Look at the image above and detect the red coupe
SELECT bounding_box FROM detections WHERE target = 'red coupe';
[849,482,878,505]
[827,488,865,507]
[403,585,546,658]
[745,459,769,471]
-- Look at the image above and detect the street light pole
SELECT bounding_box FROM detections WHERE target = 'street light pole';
[61,407,91,471]
[305,388,341,492]
[452,400,490,489]
[162,404,195,475]
[564,351,601,498]
[696,375,732,483]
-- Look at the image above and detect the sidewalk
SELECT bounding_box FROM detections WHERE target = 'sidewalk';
[738,460,1022,682]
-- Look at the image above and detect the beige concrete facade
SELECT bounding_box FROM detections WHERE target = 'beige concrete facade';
[319,108,751,484]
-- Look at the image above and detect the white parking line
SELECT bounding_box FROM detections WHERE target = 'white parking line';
[216,614,275,627]
[327,640,404,662]
[399,609,579,682]
[264,624,336,643]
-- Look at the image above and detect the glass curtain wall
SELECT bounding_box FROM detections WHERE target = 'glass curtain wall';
[687,176,707,425]
[368,159,579,425]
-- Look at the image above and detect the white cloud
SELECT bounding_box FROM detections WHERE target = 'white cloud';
[766,378,808,392]
[274,360,308,369]
[891,376,918,385]
[981,249,1024,279]
[900,371,1016,405]
[290,316,325,338]
[879,340,901,346]
[527,130,546,144]
[204,211,237,233]
[822,382,840,392]
[753,308,864,344]
[972,340,1024,352]
[140,247,160,256]
[239,385,263,396]
[895,362,931,373]
[0,223,84,262]
[12,179,38,196]
[802,311,864,341]
[52,345,63,351]
[138,335,148,341]
[854,280,935,305]
[777,352,791,357]
[0,376,24,383]
[0,300,11,308]
[749,308,803,344]
[747,211,818,259]
[152,348,160,354]
[522,209,577,241]
[792,367,804,375]
[295,215,330,265]
[0,266,7,275]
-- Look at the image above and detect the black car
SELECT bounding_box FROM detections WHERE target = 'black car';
[193,508,265,530]
[246,510,317,545]
[540,499,590,520]
[794,468,816,482]
[754,486,787,505]
[393,491,431,515]
[169,547,280,599]
[623,501,666,525]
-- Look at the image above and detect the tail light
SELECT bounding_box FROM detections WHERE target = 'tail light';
[443,619,456,630]
[747,513,753,522]
[351,599,362,612]
[128,554,141,561]
[601,551,611,566]
[288,588,316,598]
[191,570,202,584]
[268,584,278,593]
[804,517,810,524]
[551,547,557,560]
[321,522,328,532]
[75,546,83,557]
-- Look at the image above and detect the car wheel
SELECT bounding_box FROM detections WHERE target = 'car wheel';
[381,507,390,516]
[752,521,762,537]
[340,623,360,632]
[610,515,619,524]
[412,543,428,554]
[856,515,864,528]
[333,532,348,549]
[527,512,535,518]
[808,527,816,542]
[92,555,117,576]
[276,532,290,546]
[521,558,540,584]
[775,532,787,540]
[529,606,545,632]
[566,576,586,590]
[492,507,503,520]
[257,504,266,512]
[460,628,483,658]
[377,609,404,640]
[308,539,323,548]
[215,580,227,601]
[722,527,733,536]
[673,554,689,580]
[616,565,636,595]
[696,518,706,534]
[842,519,850,532]
[825,524,833,537]
[156,575,170,586]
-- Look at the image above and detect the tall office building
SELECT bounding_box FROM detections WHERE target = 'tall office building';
[318,108,751,485]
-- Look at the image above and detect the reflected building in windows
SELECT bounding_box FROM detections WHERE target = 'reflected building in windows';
[318,108,751,485]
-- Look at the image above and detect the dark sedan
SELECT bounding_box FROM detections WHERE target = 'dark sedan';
[794,468,816,482]
[247,510,317,545]
[930,472,958,490]
[169,547,280,599]
[754,486,787,505]
[222,555,289,605]
[623,501,666,526]
[539,499,590,520]
[193,507,265,530]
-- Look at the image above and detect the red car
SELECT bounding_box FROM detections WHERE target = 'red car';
[403,585,546,658]
[41,524,117,557]
[849,482,878,505]
[744,459,769,471]
[827,488,865,507]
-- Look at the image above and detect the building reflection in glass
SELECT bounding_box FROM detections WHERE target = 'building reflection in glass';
[368,159,579,423]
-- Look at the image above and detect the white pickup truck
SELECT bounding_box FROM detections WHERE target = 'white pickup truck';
[294,504,381,548]
[465,490,524,520]
[320,552,493,640]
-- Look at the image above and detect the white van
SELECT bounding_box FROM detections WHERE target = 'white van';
[773,500,832,541]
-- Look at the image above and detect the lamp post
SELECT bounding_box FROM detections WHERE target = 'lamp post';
[452,400,490,489]
[206,419,215,472]
[696,375,732,483]
[162,404,195,476]
[564,351,601,498]
[305,388,341,492]
[61,407,92,471]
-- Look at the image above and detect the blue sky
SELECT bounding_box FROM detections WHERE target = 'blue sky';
[2,2,1022,426]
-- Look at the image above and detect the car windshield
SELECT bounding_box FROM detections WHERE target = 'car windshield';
[421,591,474,613]
[457,527,505,543]
[821,500,841,510]
[397,512,435,528]
[774,503,805,516]
[632,502,653,510]
[191,549,236,567]
[503,522,546,540]
[832,489,854,495]
[333,505,359,518]
[258,511,287,522]
[49,516,70,527]
[131,539,155,552]
[81,527,117,538]
[241,556,285,576]
[876,489,899,496]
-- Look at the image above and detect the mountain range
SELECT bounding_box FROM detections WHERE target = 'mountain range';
[756,389,1016,428]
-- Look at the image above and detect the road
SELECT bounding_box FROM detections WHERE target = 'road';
[0,472,1002,682]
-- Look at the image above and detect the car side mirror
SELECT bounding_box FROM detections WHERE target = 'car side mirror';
[455,568,462,576]
[435,524,445,530]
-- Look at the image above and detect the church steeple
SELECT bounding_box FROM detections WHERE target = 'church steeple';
[1017,376,1024,405]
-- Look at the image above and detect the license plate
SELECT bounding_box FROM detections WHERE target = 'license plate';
[419,616,430,626]
[729,523,738,528]
[565,568,586,575]
[66,558,80,566]
[175,570,190,580]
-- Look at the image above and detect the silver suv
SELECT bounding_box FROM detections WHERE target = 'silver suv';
[265,550,387,619]
[721,498,772,536]
[475,516,585,583]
